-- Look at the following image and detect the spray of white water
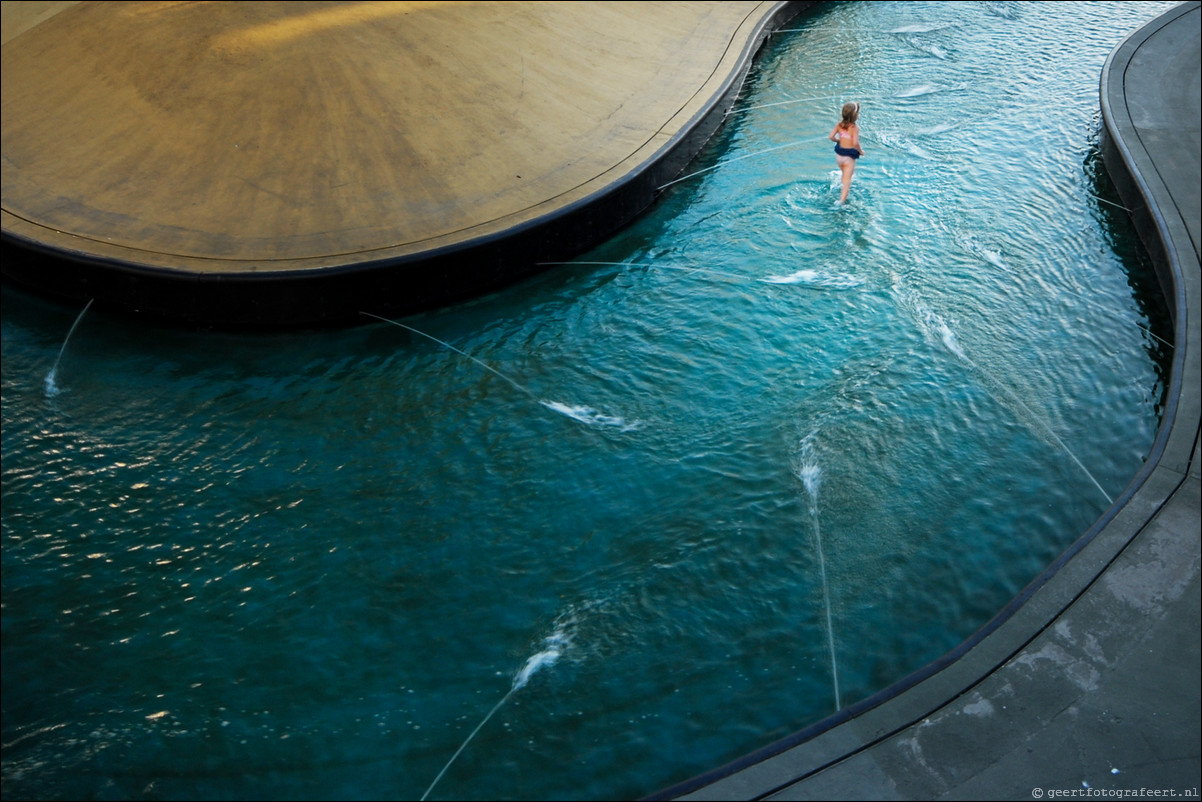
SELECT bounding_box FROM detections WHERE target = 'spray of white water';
[901,294,1113,505]
[959,351,1114,505]
[893,82,969,98]
[657,136,830,190]
[955,232,1008,269]
[420,630,569,801]
[513,631,569,690]
[797,433,842,712]
[539,401,639,431]
[361,312,631,430]
[760,269,865,289]
[45,299,94,398]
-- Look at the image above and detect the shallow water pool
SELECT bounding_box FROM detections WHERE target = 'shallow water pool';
[0,2,1178,799]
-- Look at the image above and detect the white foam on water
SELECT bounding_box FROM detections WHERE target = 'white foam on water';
[936,320,967,360]
[910,298,967,360]
[894,81,969,99]
[761,269,865,289]
[513,631,570,690]
[540,400,640,431]
[895,83,944,98]
[980,249,1006,269]
[797,462,822,500]
[956,232,1007,268]
[512,649,559,691]
[422,628,573,800]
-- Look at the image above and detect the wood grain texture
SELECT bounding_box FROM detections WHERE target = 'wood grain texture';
[1,1,775,273]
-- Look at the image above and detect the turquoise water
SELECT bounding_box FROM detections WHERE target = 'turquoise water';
[0,2,1177,799]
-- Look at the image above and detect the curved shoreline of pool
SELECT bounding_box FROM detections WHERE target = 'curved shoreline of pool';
[1,2,1196,798]
[0,2,810,330]
[651,2,1200,798]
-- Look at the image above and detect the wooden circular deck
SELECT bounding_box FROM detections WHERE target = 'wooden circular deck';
[1,1,799,326]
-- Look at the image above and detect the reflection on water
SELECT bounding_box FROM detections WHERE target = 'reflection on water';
[0,2,1177,800]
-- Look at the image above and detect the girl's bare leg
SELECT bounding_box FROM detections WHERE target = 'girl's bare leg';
[837,157,855,203]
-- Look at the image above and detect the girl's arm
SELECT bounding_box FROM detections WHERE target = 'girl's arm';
[829,126,841,142]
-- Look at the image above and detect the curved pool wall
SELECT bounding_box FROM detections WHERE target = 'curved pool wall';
[1,2,1197,801]
[0,2,810,330]
[657,1,1202,799]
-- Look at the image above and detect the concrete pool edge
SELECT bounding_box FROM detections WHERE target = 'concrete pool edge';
[2,2,1196,798]
[650,2,1201,799]
[0,1,813,330]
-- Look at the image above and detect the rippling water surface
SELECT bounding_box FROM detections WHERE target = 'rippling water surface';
[0,2,1178,799]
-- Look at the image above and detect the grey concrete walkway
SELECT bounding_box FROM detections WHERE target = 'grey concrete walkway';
[654,3,1201,799]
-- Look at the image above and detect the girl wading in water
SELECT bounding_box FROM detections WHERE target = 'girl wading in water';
[829,101,864,204]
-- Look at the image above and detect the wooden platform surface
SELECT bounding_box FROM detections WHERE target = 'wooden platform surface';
[1,1,776,274]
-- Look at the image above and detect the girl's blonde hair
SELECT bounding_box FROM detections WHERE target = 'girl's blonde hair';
[839,101,860,128]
